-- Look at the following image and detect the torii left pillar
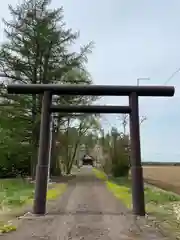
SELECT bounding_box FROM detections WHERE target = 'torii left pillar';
[33,91,52,215]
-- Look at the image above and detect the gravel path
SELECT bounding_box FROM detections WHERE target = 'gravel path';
[1,167,170,239]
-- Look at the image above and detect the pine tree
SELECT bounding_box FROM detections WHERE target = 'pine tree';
[0,0,94,177]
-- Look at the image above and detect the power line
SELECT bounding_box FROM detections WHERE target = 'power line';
[164,67,180,85]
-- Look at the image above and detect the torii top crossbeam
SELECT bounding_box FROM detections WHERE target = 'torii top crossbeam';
[7,84,175,97]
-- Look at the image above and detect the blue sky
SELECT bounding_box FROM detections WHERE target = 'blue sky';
[1,0,180,162]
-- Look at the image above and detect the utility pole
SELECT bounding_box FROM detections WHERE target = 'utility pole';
[137,77,150,86]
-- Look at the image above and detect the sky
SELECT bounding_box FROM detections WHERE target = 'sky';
[0,0,180,162]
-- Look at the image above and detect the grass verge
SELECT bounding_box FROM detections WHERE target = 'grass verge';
[93,168,180,239]
[0,179,67,234]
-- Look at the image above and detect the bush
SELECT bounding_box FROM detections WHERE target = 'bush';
[102,156,112,175]
[111,153,130,177]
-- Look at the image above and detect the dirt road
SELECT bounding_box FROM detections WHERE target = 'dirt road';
[1,167,170,239]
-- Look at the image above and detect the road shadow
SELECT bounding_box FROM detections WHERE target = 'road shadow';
[51,174,102,184]
[47,209,130,216]
[50,175,76,183]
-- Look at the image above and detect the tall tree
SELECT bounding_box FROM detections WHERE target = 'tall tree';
[0,0,94,178]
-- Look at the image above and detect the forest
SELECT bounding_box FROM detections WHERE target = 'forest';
[0,0,130,179]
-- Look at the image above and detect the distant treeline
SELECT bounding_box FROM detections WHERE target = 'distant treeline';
[142,162,180,166]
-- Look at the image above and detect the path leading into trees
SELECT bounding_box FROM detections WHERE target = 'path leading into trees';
[2,167,169,240]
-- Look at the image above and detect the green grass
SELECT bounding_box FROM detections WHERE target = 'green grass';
[0,221,17,234]
[0,178,67,234]
[93,168,180,206]
[93,168,180,239]
[108,176,180,206]
[106,179,132,208]
[93,168,108,181]
[0,179,34,210]
[46,183,66,200]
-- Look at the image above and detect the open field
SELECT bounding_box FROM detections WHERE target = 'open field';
[143,165,180,195]
[94,168,180,239]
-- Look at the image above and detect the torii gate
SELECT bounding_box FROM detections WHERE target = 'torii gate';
[7,84,175,216]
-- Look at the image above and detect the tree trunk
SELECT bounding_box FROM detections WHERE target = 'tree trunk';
[50,129,62,176]
[66,141,79,175]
